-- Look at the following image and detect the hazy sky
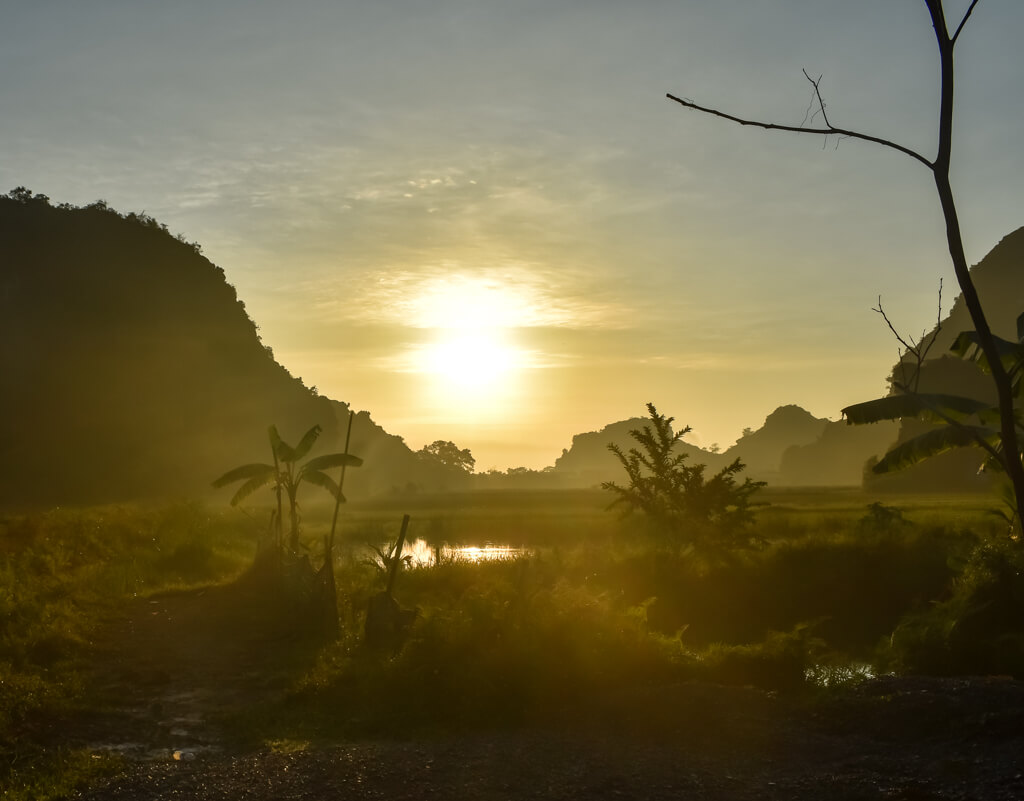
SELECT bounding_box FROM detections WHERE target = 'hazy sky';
[5,1,1023,469]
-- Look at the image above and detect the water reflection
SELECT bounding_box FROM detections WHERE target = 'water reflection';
[805,662,876,687]
[397,538,527,567]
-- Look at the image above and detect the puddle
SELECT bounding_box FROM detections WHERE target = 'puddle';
[805,662,876,687]
[171,745,220,761]
[89,741,222,762]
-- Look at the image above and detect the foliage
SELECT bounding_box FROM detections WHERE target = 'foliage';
[418,440,476,474]
[698,626,820,692]
[602,403,765,551]
[212,424,362,551]
[0,504,253,798]
[843,313,1024,531]
[880,538,1024,677]
[856,502,909,534]
[4,491,1016,785]
[363,540,413,580]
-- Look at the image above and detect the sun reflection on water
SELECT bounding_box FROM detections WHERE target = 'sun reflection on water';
[391,538,527,567]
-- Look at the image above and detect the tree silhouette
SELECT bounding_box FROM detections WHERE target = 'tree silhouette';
[666,1,1024,525]
[418,440,476,473]
[212,424,363,551]
[603,404,764,551]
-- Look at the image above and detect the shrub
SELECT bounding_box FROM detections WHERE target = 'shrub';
[880,539,1024,677]
[603,403,765,553]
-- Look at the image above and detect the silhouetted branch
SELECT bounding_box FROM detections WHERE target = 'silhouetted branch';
[802,69,833,128]
[665,91,933,168]
[952,0,981,44]
[875,279,942,394]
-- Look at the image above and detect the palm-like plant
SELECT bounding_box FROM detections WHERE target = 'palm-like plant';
[212,424,363,551]
[843,313,1024,530]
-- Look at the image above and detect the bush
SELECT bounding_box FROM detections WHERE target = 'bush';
[603,403,765,553]
[880,539,1024,677]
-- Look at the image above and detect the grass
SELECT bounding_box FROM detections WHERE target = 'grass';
[1,488,1019,793]
[0,502,256,798]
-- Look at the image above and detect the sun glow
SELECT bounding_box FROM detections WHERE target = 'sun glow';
[400,275,537,407]
[421,332,520,391]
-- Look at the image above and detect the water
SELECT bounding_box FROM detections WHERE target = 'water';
[387,538,528,567]
[805,662,877,687]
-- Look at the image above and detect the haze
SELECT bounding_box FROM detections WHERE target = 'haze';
[4,0,1023,469]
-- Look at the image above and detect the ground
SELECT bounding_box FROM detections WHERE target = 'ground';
[57,576,1024,800]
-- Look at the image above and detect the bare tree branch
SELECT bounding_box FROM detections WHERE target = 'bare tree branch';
[874,297,918,357]
[664,92,934,168]
[802,70,833,128]
[952,0,981,44]
[875,280,942,395]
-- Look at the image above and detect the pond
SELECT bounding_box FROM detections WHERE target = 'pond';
[397,538,528,567]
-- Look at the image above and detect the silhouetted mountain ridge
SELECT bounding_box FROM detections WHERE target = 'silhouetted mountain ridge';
[0,189,425,506]
[5,188,1018,502]
[547,404,873,486]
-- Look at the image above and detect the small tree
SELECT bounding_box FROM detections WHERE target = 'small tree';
[418,440,476,473]
[603,403,765,551]
[212,424,363,551]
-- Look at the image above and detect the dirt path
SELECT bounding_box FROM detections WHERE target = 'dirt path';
[68,574,312,763]
[65,581,1024,800]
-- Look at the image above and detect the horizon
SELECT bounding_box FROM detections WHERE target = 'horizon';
[4,1,1023,470]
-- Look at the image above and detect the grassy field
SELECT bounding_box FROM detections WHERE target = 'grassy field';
[1,487,1021,797]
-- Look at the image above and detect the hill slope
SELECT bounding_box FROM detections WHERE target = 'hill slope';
[863,227,1024,491]
[0,189,421,506]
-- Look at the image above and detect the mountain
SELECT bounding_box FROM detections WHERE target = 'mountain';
[0,189,426,507]
[858,227,1024,492]
[778,419,898,486]
[722,405,828,480]
[547,405,826,487]
[913,227,1024,358]
[549,415,725,487]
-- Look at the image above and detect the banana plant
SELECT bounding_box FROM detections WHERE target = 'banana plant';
[212,424,363,551]
[842,312,1024,529]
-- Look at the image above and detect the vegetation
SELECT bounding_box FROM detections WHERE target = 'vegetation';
[212,424,363,551]
[3,491,1023,797]
[603,404,766,551]
[0,504,255,799]
[844,314,1024,532]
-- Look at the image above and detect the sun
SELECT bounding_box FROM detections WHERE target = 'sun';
[404,276,534,404]
[421,331,519,391]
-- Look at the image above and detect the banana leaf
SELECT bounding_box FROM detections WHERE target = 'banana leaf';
[301,469,344,502]
[950,330,1024,376]
[303,452,363,473]
[211,462,275,488]
[291,424,323,461]
[871,424,997,474]
[842,393,990,425]
[229,471,278,506]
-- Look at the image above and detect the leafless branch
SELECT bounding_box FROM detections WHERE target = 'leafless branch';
[874,297,917,356]
[665,93,933,169]
[875,279,943,394]
[916,277,943,364]
[802,70,833,128]
[951,0,981,44]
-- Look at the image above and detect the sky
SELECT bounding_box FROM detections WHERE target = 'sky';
[4,1,1023,470]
